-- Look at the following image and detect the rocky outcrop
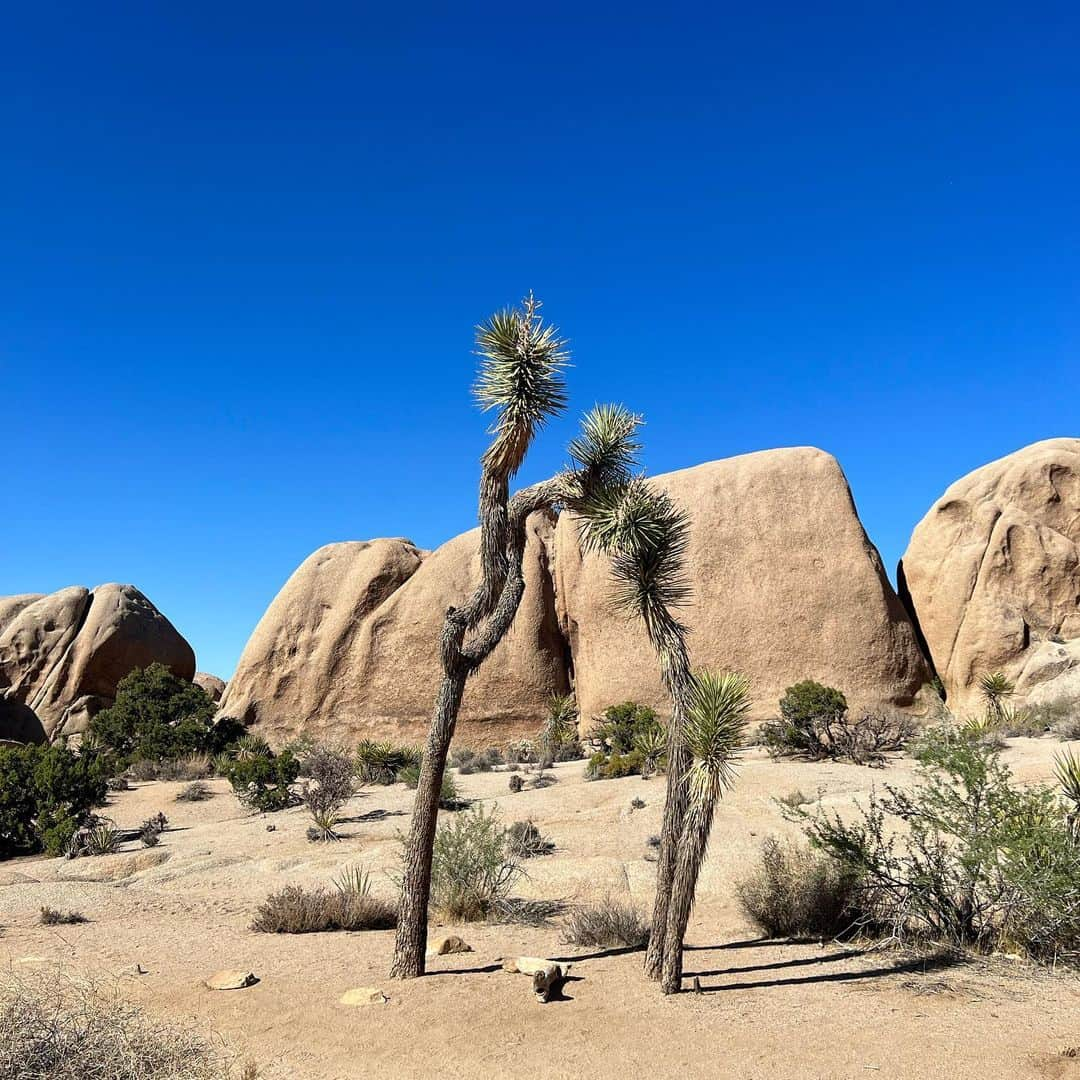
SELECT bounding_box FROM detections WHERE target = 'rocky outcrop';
[217,515,569,745]
[224,447,931,744]
[898,438,1080,713]
[556,448,930,722]
[194,672,227,703]
[0,584,196,742]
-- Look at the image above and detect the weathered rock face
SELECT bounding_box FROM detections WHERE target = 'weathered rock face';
[898,438,1080,714]
[0,584,196,742]
[194,672,227,703]
[556,448,930,723]
[217,515,570,745]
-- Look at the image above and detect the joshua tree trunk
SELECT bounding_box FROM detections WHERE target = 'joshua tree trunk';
[660,801,714,993]
[643,634,692,980]
[390,667,467,976]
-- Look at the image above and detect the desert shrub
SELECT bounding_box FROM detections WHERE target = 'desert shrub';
[89,663,228,768]
[176,781,212,802]
[156,753,213,781]
[39,907,87,926]
[761,681,913,763]
[505,738,538,765]
[301,744,355,840]
[478,746,505,769]
[508,774,524,793]
[138,812,168,848]
[0,743,108,859]
[588,702,662,754]
[398,764,464,808]
[429,805,522,921]
[506,819,554,858]
[790,727,1080,960]
[220,749,299,813]
[0,970,233,1078]
[736,837,862,939]
[584,748,647,781]
[127,757,160,782]
[251,866,396,933]
[629,796,645,810]
[561,896,649,948]
[355,740,421,785]
[584,703,664,778]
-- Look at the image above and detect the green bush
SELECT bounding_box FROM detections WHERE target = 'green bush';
[790,726,1080,960]
[760,681,913,763]
[0,743,108,859]
[89,663,239,769]
[220,748,299,812]
[584,748,646,781]
[583,702,663,779]
[429,805,522,921]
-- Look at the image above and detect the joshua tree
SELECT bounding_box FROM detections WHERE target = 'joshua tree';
[391,295,654,978]
[570,476,696,980]
[660,670,751,993]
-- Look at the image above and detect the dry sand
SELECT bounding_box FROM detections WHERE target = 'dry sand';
[3,739,1080,1079]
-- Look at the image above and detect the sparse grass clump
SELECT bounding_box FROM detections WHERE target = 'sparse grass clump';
[39,907,87,926]
[561,896,650,948]
[428,805,522,921]
[252,866,396,933]
[736,837,861,939]
[0,970,233,1078]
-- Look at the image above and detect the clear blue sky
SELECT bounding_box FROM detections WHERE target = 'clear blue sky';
[3,3,1078,679]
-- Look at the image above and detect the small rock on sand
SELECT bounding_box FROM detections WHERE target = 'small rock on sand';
[426,934,473,958]
[340,986,388,1006]
[205,970,257,990]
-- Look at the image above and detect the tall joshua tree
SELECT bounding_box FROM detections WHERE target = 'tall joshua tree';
[391,295,649,978]
[570,477,696,980]
[660,670,751,993]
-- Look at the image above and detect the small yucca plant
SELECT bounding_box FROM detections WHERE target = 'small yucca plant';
[334,863,373,898]
[979,671,1015,723]
[307,806,342,842]
[85,822,120,856]
[1055,749,1080,841]
[633,724,668,777]
[232,734,272,761]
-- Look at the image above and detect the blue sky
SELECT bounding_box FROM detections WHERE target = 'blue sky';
[3,3,1078,679]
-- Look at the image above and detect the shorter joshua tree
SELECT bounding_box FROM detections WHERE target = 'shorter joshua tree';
[660,670,751,994]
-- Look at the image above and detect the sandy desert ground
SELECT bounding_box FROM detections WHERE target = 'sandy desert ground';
[3,740,1080,1080]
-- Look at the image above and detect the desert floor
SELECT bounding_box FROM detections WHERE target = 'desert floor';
[3,739,1080,1080]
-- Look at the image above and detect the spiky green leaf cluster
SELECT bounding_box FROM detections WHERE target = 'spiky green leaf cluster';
[575,477,692,632]
[473,295,569,476]
[684,671,752,805]
[568,403,642,484]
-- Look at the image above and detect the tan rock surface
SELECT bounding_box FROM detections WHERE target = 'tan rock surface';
[0,583,196,742]
[193,672,226,702]
[556,447,930,723]
[218,516,569,745]
[898,438,1080,713]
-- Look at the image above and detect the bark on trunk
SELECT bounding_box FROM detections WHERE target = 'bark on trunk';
[644,637,692,980]
[388,668,467,978]
[660,801,714,994]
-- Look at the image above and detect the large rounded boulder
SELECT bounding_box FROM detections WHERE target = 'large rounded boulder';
[898,438,1080,713]
[556,447,930,722]
[218,515,570,746]
[0,583,196,742]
